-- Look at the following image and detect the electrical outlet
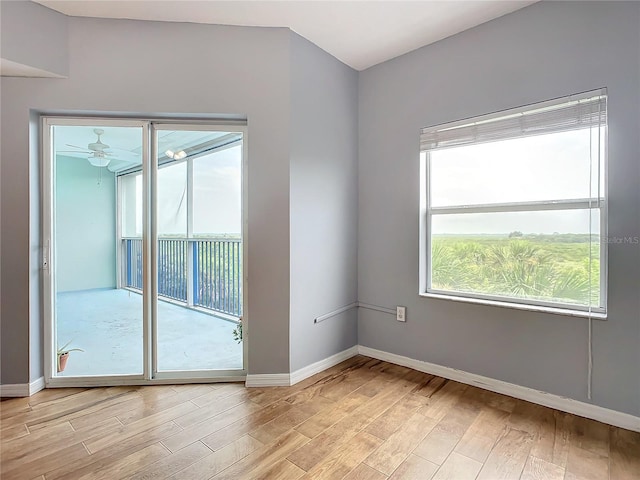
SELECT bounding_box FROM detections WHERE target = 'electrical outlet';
[396,306,406,322]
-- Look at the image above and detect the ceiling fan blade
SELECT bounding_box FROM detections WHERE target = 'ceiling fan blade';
[106,157,141,165]
[57,151,90,158]
[104,148,141,159]
[65,144,88,150]
[107,146,140,154]
[58,150,91,154]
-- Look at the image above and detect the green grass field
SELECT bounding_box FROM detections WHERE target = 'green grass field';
[431,233,601,306]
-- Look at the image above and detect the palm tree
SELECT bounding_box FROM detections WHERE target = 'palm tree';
[431,241,473,290]
[432,238,599,307]
[482,241,553,298]
[552,268,591,304]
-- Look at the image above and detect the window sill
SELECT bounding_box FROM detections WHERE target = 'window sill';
[419,292,608,320]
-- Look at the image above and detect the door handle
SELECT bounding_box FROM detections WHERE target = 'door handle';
[43,242,50,270]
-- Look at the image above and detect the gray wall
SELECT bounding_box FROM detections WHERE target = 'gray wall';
[0,0,68,76]
[289,33,359,371]
[55,155,116,292]
[358,1,640,416]
[1,14,292,383]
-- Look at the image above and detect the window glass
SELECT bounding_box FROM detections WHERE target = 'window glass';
[193,145,242,237]
[422,91,606,313]
[430,129,603,207]
[430,210,600,306]
[157,162,187,237]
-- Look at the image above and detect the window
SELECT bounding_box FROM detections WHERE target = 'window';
[419,89,607,316]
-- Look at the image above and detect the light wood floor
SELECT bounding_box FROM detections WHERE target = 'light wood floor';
[1,356,638,480]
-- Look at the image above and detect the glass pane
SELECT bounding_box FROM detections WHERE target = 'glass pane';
[430,127,605,207]
[193,145,242,237]
[430,209,601,307]
[53,124,144,376]
[156,129,243,372]
[120,172,142,238]
[157,162,187,236]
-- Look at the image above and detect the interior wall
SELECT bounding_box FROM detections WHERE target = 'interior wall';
[55,155,116,292]
[289,33,359,371]
[1,14,292,383]
[358,0,640,416]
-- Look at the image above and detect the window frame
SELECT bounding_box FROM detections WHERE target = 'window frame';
[419,93,608,318]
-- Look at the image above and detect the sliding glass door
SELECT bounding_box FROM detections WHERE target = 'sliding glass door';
[153,126,244,375]
[43,118,246,386]
[45,120,147,381]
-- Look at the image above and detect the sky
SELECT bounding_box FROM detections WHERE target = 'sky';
[427,128,604,235]
[157,144,241,236]
[126,145,242,237]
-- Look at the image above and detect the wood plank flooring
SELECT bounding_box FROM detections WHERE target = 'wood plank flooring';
[1,356,638,479]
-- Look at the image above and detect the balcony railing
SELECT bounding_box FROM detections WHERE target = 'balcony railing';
[123,237,242,318]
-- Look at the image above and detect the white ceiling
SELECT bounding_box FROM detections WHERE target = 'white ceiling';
[35,0,536,71]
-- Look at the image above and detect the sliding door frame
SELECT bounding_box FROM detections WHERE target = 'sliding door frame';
[150,123,248,380]
[42,116,248,387]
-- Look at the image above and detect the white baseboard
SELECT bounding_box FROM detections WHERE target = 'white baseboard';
[29,376,45,395]
[245,374,290,388]
[358,345,640,433]
[246,345,359,388]
[0,376,45,398]
[290,346,359,385]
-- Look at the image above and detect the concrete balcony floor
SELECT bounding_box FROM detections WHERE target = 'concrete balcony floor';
[55,289,243,377]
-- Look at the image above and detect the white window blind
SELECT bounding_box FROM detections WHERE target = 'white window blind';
[421,89,607,152]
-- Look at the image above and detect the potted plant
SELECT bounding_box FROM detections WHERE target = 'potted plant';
[57,340,83,372]
[232,317,243,344]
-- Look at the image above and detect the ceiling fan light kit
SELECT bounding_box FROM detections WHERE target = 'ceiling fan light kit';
[165,149,187,160]
[87,155,110,168]
[58,128,140,171]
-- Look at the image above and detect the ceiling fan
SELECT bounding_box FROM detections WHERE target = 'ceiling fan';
[57,128,140,169]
